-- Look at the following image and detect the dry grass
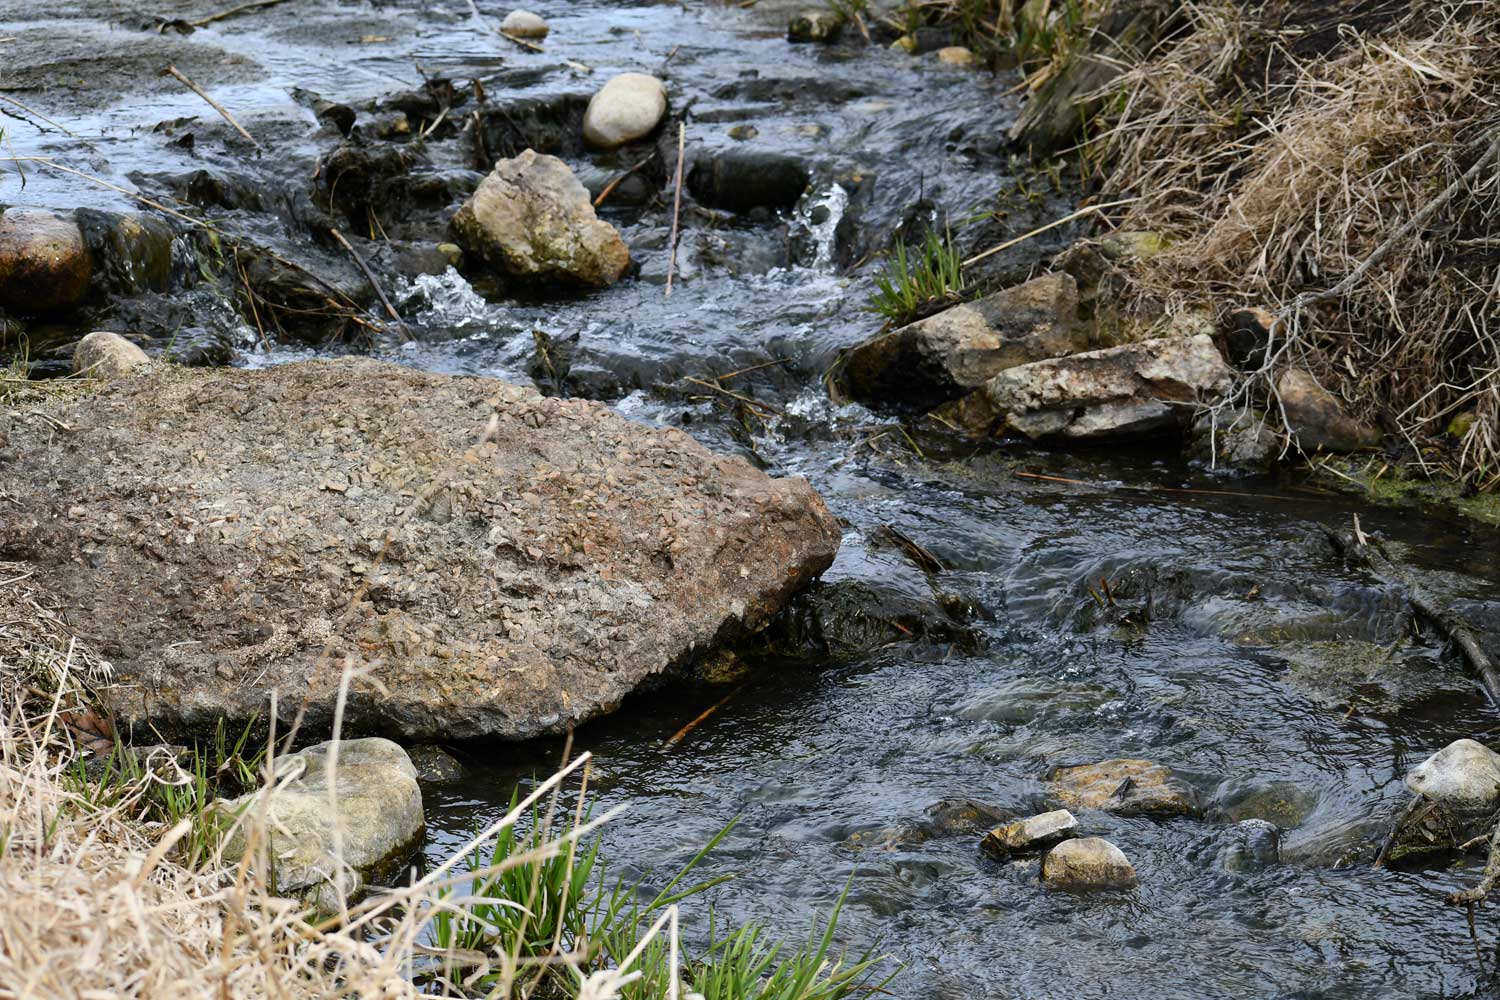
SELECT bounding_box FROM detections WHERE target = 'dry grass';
[0,568,657,1000]
[1087,0,1500,483]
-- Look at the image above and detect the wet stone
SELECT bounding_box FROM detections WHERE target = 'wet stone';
[788,10,842,43]
[1050,759,1201,818]
[407,745,465,784]
[1041,837,1137,890]
[687,149,810,214]
[500,9,549,38]
[1406,739,1500,816]
[582,73,668,150]
[0,207,92,314]
[1277,368,1381,454]
[982,809,1078,860]
[925,798,1007,835]
[1221,819,1281,874]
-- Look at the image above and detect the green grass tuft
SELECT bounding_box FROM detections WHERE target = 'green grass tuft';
[870,229,966,327]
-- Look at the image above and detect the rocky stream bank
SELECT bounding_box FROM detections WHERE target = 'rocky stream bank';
[5,0,1500,994]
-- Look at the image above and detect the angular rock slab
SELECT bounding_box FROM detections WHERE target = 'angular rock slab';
[451,149,629,287]
[842,272,1085,408]
[1042,837,1137,890]
[935,333,1233,442]
[220,737,424,915]
[1050,759,1200,818]
[982,808,1078,859]
[0,359,841,739]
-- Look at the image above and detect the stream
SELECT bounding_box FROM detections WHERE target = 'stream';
[8,0,1500,996]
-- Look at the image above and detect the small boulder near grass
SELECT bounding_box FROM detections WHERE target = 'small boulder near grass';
[788,10,842,43]
[582,72,667,149]
[1276,368,1381,453]
[843,272,1084,408]
[451,150,630,287]
[2,359,840,740]
[219,738,424,915]
[72,331,148,380]
[1041,837,1138,890]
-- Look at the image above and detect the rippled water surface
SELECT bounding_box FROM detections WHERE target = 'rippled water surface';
[9,0,1500,996]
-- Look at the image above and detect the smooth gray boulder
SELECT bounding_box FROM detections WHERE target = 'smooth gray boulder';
[1041,837,1137,890]
[582,73,667,149]
[842,272,1086,408]
[1,359,841,740]
[934,333,1233,442]
[219,738,424,914]
[982,809,1078,859]
[73,331,148,380]
[451,150,630,287]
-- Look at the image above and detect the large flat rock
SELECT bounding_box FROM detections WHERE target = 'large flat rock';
[0,359,840,739]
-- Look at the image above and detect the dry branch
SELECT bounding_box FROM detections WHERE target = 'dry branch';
[163,65,263,150]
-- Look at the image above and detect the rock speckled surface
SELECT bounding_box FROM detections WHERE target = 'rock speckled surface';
[0,359,840,739]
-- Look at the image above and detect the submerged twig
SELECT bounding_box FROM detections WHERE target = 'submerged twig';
[1323,520,1500,704]
[664,121,686,299]
[162,65,263,150]
[329,227,411,341]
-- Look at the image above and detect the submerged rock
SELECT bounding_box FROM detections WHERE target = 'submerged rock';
[3,359,840,740]
[451,150,630,287]
[0,207,91,314]
[925,797,1008,835]
[789,10,841,43]
[841,272,1084,408]
[1220,819,1281,873]
[219,738,424,915]
[982,809,1078,859]
[1277,368,1381,453]
[583,73,668,149]
[500,9,549,38]
[934,333,1233,443]
[1041,837,1137,890]
[72,331,148,380]
[1190,405,1279,469]
[1050,758,1200,817]
[688,149,810,214]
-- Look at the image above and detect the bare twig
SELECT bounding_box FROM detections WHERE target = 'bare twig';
[190,0,292,27]
[328,228,412,342]
[592,152,657,208]
[162,65,263,150]
[961,198,1139,268]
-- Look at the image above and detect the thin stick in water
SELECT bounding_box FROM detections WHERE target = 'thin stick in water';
[329,228,412,341]
[961,197,1139,268]
[191,0,292,27]
[163,64,263,150]
[664,121,686,299]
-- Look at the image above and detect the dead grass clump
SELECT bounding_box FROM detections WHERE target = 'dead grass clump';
[1089,0,1500,483]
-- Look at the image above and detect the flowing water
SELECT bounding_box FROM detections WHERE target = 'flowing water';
[8,1,1500,996]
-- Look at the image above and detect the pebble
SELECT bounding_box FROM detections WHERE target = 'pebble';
[982,809,1078,859]
[936,46,975,66]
